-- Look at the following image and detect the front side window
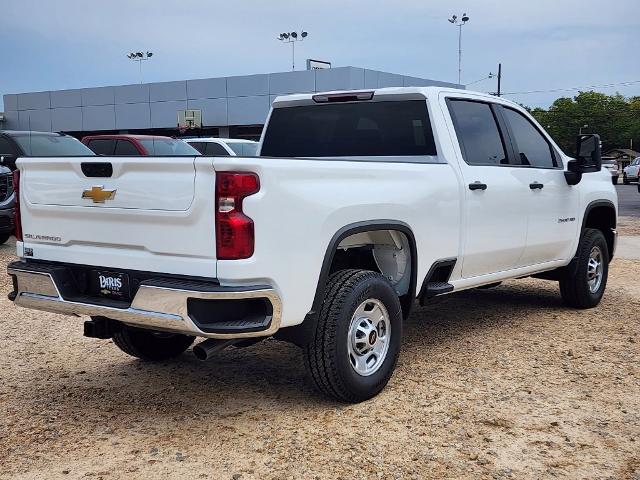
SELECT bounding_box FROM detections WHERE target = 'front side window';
[0,137,17,155]
[502,108,556,168]
[261,100,437,158]
[448,100,509,166]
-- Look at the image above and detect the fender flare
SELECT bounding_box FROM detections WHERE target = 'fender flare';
[276,220,418,346]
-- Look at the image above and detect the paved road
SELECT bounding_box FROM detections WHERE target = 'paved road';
[616,184,640,217]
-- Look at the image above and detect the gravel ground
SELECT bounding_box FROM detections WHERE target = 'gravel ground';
[1,240,639,480]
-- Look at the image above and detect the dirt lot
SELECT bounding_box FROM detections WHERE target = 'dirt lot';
[1,239,639,480]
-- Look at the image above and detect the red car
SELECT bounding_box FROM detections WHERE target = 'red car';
[82,134,200,156]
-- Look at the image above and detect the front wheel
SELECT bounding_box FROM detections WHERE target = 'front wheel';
[559,228,609,309]
[303,269,403,403]
[112,325,195,361]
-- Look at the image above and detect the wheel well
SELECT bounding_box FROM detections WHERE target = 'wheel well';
[330,229,413,300]
[275,223,417,347]
[584,205,616,259]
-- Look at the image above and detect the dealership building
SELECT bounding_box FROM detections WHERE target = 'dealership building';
[0,66,461,140]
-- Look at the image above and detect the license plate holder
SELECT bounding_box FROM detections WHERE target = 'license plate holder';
[90,270,131,301]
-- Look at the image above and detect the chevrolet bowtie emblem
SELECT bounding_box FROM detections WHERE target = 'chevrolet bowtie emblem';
[82,185,116,203]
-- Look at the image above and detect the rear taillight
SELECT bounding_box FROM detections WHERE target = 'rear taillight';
[12,170,22,241]
[215,172,259,260]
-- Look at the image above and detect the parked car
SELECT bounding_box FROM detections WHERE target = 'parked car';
[182,138,259,157]
[0,130,95,244]
[82,134,200,156]
[9,87,617,402]
[601,158,619,184]
[622,157,640,184]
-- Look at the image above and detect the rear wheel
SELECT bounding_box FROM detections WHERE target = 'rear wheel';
[304,269,402,403]
[612,175,619,185]
[0,233,11,245]
[112,325,195,361]
[559,228,609,309]
[623,173,629,185]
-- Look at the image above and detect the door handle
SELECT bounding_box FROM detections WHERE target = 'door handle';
[529,182,544,190]
[469,182,487,191]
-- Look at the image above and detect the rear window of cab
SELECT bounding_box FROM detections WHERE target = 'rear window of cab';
[261,100,437,158]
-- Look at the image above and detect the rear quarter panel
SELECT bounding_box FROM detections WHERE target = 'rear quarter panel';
[214,157,461,328]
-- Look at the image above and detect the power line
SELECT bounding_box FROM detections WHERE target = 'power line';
[502,80,640,96]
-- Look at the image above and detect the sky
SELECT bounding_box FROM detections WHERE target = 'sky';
[1,0,639,110]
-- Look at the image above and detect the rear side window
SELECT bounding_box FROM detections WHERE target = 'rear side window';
[87,139,115,155]
[204,143,231,156]
[448,100,509,166]
[227,142,259,156]
[187,142,207,154]
[261,100,437,158]
[114,140,140,156]
[502,108,557,168]
[139,139,200,156]
[13,134,95,157]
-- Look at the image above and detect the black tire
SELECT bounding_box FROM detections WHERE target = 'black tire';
[559,228,609,309]
[623,174,629,185]
[0,233,11,245]
[112,325,195,361]
[303,269,403,403]
[612,176,619,185]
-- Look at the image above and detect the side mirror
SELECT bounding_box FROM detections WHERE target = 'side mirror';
[565,134,602,186]
[576,134,602,173]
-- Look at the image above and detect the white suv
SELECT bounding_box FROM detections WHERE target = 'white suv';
[182,137,259,157]
[623,157,640,184]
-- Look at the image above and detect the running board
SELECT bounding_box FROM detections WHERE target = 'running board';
[422,281,454,299]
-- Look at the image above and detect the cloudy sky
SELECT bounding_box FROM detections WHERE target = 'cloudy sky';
[1,0,638,109]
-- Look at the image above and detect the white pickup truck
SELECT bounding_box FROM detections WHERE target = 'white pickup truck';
[8,87,617,402]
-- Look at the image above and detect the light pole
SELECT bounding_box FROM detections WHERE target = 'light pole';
[277,31,308,71]
[127,51,153,84]
[448,13,470,85]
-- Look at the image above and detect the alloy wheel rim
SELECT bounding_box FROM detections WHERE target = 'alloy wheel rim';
[587,246,603,294]
[347,298,391,376]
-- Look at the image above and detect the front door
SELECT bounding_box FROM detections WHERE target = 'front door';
[498,106,580,266]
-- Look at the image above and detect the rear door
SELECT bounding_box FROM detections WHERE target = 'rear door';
[446,98,529,279]
[18,156,218,277]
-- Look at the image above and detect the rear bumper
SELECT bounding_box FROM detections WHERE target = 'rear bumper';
[7,261,282,339]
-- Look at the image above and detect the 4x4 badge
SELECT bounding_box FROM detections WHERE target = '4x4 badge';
[82,186,116,203]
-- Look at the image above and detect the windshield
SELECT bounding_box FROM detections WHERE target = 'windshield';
[139,138,200,156]
[260,100,437,158]
[227,142,259,156]
[14,134,95,157]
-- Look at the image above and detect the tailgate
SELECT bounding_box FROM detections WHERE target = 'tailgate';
[18,156,218,277]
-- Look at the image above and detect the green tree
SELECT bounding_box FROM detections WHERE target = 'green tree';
[529,91,640,155]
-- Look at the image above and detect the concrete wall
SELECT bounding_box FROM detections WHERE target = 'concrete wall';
[2,67,462,132]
